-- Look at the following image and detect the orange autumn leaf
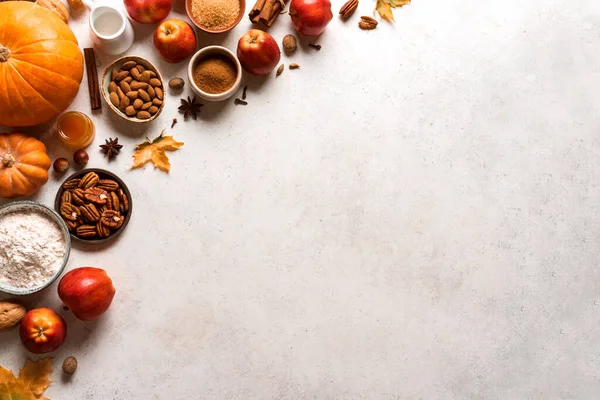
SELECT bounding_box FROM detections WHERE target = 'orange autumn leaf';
[18,359,53,398]
[132,130,184,173]
[375,0,411,21]
[376,0,395,21]
[0,358,53,400]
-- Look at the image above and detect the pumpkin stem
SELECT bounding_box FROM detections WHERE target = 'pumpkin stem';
[2,154,15,168]
[0,44,9,63]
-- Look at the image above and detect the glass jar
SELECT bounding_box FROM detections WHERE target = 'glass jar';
[57,111,95,149]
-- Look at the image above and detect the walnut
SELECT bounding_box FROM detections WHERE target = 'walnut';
[0,301,26,330]
[84,187,109,205]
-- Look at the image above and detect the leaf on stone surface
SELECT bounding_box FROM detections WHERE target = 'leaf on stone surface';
[376,0,395,21]
[132,130,184,173]
[18,359,53,398]
[375,0,410,21]
[0,358,53,400]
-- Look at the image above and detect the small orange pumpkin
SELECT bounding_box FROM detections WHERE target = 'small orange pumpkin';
[0,133,51,199]
[0,2,83,127]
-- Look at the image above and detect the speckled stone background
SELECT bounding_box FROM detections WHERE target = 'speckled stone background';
[2,0,600,398]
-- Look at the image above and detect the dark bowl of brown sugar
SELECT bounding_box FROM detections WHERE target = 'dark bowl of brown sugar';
[186,0,245,34]
[187,46,242,102]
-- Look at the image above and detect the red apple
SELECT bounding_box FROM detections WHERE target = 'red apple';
[154,18,197,63]
[237,29,281,76]
[124,0,172,24]
[289,0,333,36]
[58,267,116,321]
[19,308,66,354]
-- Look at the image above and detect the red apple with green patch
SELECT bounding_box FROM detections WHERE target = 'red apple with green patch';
[58,267,116,321]
[154,18,197,63]
[237,29,281,76]
[124,0,172,24]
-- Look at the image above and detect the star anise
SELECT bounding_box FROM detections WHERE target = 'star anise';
[178,96,203,120]
[100,137,123,160]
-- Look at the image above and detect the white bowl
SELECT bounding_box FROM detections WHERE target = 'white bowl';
[0,201,71,296]
[187,46,242,102]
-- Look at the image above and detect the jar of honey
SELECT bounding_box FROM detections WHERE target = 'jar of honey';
[56,111,95,149]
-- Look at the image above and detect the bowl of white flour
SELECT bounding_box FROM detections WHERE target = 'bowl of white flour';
[0,201,71,295]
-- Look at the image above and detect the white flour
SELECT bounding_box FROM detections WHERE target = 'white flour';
[0,209,66,289]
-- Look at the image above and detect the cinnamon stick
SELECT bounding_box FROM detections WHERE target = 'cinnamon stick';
[249,0,286,27]
[83,48,101,111]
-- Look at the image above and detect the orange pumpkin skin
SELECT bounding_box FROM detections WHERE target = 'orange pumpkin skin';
[0,133,51,199]
[0,2,83,127]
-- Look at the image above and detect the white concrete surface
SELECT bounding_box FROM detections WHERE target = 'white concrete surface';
[2,0,600,398]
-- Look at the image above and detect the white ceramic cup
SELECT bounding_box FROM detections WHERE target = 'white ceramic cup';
[86,1,134,55]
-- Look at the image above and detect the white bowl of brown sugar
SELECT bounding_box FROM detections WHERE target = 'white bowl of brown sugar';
[188,46,242,102]
[186,0,245,33]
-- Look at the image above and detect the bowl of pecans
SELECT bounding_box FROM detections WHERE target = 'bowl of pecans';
[54,169,133,245]
[101,56,165,123]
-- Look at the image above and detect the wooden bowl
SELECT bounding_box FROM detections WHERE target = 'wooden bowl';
[101,56,165,124]
[185,0,246,34]
[54,169,133,245]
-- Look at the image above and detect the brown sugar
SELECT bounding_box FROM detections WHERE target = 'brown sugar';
[191,0,241,31]
[192,55,238,94]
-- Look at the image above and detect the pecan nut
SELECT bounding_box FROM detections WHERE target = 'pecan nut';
[77,225,97,238]
[109,192,120,212]
[96,221,111,238]
[359,16,378,30]
[79,172,99,189]
[96,179,119,192]
[101,210,124,230]
[84,187,109,205]
[71,188,86,205]
[60,191,72,205]
[80,203,101,223]
[339,0,358,19]
[118,189,129,212]
[65,219,79,231]
[60,203,80,221]
[63,179,80,190]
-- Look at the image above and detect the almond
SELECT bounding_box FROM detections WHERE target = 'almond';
[133,99,143,109]
[109,92,120,107]
[140,70,152,83]
[149,78,162,87]
[155,87,164,100]
[148,105,158,115]
[130,81,149,91]
[136,111,151,119]
[119,96,130,110]
[119,80,131,94]
[131,67,141,81]
[126,91,139,100]
[147,86,155,99]
[115,70,129,81]
[141,102,152,111]
[121,60,137,70]
[125,105,136,116]
[152,98,162,106]
[138,89,151,102]
[108,81,118,93]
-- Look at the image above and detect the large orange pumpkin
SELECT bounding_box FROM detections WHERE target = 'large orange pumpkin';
[0,2,83,127]
[0,133,51,199]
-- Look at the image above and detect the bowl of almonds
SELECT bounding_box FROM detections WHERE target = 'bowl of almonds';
[54,169,133,244]
[101,56,165,123]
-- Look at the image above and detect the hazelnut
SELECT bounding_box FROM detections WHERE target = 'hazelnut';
[73,149,89,166]
[282,35,297,53]
[62,356,77,375]
[53,158,70,173]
